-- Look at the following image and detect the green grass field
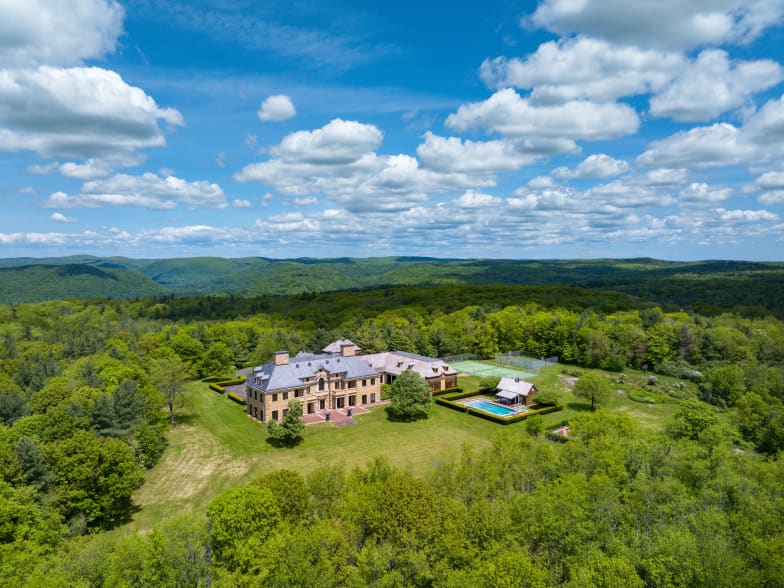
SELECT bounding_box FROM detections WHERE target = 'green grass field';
[126,364,704,533]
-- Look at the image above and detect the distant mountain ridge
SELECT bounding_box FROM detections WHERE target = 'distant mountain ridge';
[0,255,782,315]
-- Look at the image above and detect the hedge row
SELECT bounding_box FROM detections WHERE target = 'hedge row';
[208,376,246,394]
[227,392,246,405]
[435,395,562,425]
[431,386,463,398]
[439,389,481,401]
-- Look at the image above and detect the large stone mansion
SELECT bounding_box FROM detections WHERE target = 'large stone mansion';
[245,341,457,423]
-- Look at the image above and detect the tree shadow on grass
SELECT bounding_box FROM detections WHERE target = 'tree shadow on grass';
[384,406,430,423]
[265,436,304,449]
[566,402,593,413]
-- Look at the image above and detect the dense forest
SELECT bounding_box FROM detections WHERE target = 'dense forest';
[0,284,782,585]
[2,256,783,317]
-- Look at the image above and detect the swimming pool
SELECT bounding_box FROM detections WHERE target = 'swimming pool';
[464,399,518,416]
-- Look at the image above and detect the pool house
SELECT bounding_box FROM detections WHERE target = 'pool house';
[495,377,538,407]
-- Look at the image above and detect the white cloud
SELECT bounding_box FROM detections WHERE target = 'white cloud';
[553,154,629,179]
[27,154,144,180]
[679,182,734,204]
[232,198,252,208]
[292,196,318,206]
[257,94,296,122]
[650,50,784,121]
[236,120,495,212]
[717,208,778,223]
[0,66,183,158]
[272,118,382,164]
[417,132,537,173]
[18,186,36,195]
[50,212,78,223]
[44,172,226,210]
[750,171,784,204]
[637,123,755,168]
[480,37,683,103]
[454,189,501,208]
[0,0,124,67]
[639,93,784,168]
[530,0,784,50]
[446,89,639,141]
[587,180,675,208]
[640,168,690,186]
[216,152,227,168]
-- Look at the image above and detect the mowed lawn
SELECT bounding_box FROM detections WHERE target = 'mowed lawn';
[128,381,502,532]
[127,365,693,533]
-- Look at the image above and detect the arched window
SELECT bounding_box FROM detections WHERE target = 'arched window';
[319,377,325,392]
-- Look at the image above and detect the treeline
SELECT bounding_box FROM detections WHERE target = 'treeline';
[0,289,783,583]
[13,411,784,586]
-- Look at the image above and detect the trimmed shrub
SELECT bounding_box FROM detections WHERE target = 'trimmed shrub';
[227,392,246,405]
[209,383,226,394]
[432,386,463,397]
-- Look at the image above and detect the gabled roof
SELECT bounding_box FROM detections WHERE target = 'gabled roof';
[497,377,536,396]
[322,339,361,354]
[248,353,378,392]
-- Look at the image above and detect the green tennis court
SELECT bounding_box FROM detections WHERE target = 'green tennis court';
[451,360,536,380]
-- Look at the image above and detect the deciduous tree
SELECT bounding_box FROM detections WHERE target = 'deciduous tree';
[387,369,432,421]
[573,372,612,411]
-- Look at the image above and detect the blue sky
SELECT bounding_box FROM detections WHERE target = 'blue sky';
[2,0,784,260]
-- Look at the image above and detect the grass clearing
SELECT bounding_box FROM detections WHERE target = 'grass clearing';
[127,381,501,532]
[127,364,693,533]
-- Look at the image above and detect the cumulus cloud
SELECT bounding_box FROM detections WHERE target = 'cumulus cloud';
[678,182,734,204]
[272,118,382,164]
[637,123,755,168]
[417,132,537,173]
[553,154,629,179]
[749,171,784,204]
[236,119,495,212]
[530,0,784,50]
[650,50,784,121]
[50,212,78,223]
[44,172,226,210]
[27,153,144,180]
[480,37,683,103]
[0,0,124,67]
[232,198,252,208]
[0,66,183,159]
[454,189,501,208]
[257,94,296,122]
[446,89,639,141]
[639,94,784,168]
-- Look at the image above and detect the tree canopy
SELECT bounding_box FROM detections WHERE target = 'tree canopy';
[387,369,433,421]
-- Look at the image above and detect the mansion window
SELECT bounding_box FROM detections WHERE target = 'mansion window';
[272,410,278,421]
[319,378,325,392]
[348,380,356,388]
[283,392,288,400]
[272,393,278,402]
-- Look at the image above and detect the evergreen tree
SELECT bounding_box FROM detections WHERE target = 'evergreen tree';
[268,399,305,446]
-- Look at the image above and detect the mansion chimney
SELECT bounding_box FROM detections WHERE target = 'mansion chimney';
[273,351,290,366]
[340,343,356,357]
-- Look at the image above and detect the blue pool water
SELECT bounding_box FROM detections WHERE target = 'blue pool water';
[464,399,517,416]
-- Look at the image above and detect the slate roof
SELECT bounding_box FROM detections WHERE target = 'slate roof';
[496,377,536,396]
[363,350,457,379]
[322,339,361,354]
[248,353,378,393]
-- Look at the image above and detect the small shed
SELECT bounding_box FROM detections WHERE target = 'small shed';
[495,377,538,407]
